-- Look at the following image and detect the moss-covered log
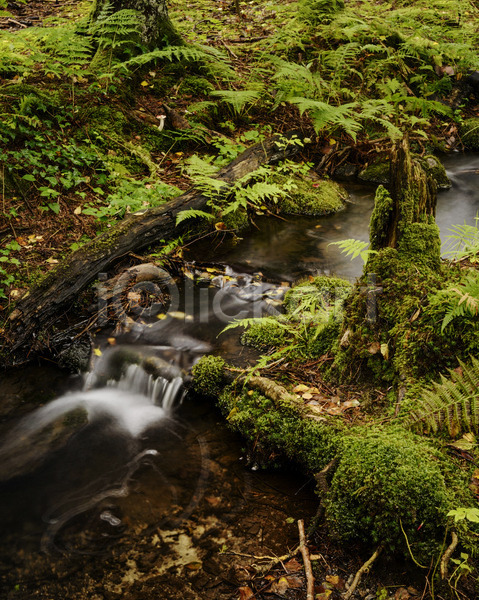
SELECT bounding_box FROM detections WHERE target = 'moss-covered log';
[4,132,303,365]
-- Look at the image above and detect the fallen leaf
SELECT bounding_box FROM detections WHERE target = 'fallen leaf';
[342,399,360,409]
[93,348,102,357]
[140,80,149,86]
[215,222,227,230]
[293,384,310,393]
[238,586,254,600]
[325,574,345,590]
[74,206,82,215]
[285,575,302,588]
[302,392,313,400]
[107,337,116,345]
[284,558,302,573]
[46,257,59,264]
[270,576,289,595]
[368,341,380,354]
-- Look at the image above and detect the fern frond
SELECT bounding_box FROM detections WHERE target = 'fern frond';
[175,209,214,226]
[288,97,360,139]
[328,238,375,262]
[210,88,263,116]
[407,357,479,436]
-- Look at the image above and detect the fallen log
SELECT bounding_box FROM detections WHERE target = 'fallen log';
[3,131,304,365]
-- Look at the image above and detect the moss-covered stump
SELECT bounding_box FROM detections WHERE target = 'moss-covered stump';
[460,118,479,150]
[359,155,451,189]
[275,174,348,216]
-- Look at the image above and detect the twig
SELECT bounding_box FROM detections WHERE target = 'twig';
[298,519,314,600]
[440,531,459,579]
[7,18,28,28]
[343,544,384,600]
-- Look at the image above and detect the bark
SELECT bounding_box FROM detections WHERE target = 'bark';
[3,132,303,365]
[90,0,182,49]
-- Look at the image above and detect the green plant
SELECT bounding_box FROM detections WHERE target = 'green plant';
[428,272,479,332]
[407,357,479,436]
[443,217,479,263]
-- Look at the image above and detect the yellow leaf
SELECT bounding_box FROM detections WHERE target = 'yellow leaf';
[74,206,82,215]
[329,138,337,145]
[227,407,238,420]
[140,80,149,86]
[156,313,166,320]
[94,348,102,356]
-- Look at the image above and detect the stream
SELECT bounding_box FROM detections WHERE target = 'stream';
[0,154,478,599]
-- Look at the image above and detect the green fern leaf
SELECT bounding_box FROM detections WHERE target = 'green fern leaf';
[210,89,263,116]
[175,209,214,226]
[406,357,479,436]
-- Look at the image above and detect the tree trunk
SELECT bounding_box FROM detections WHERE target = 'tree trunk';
[3,132,303,366]
[90,0,182,50]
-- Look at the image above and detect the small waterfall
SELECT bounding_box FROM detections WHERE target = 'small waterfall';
[0,360,185,482]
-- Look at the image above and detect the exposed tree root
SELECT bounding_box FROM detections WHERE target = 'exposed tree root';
[343,544,384,600]
[440,531,459,580]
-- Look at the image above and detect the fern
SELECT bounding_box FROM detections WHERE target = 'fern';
[175,209,215,226]
[329,238,375,262]
[443,217,479,263]
[288,97,361,139]
[118,45,230,73]
[428,272,479,332]
[406,357,479,436]
[210,88,263,116]
[90,8,142,50]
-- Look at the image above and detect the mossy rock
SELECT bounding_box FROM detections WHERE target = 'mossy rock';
[418,155,451,189]
[360,156,450,189]
[192,355,226,397]
[276,175,348,216]
[325,427,451,558]
[359,160,390,185]
[460,118,479,150]
[241,319,288,350]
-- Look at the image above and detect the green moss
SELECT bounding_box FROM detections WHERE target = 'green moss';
[276,175,347,216]
[218,387,343,471]
[179,76,214,96]
[241,319,288,350]
[325,427,451,559]
[418,155,451,189]
[460,118,479,150]
[369,185,394,251]
[360,156,450,189]
[359,160,390,185]
[222,207,249,231]
[398,220,441,270]
[192,355,226,397]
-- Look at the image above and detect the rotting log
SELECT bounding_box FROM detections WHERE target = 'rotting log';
[3,131,304,365]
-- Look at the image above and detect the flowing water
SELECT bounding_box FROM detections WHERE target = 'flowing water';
[0,154,478,599]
